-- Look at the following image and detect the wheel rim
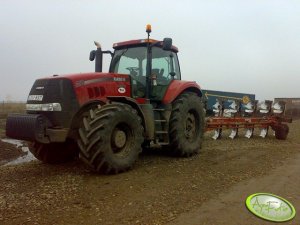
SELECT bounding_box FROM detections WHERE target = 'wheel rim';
[112,129,127,148]
[111,123,132,157]
[185,111,198,142]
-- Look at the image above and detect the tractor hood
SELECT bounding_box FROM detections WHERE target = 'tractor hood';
[42,72,129,85]
[29,72,132,106]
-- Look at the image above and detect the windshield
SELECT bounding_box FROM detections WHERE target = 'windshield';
[110,46,181,80]
[110,46,181,98]
[110,47,147,76]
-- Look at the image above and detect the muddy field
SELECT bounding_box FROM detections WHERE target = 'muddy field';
[0,119,299,225]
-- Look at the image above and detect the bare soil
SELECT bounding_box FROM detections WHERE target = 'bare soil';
[0,120,299,225]
[168,153,300,225]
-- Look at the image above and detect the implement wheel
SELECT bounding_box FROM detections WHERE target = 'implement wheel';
[28,139,79,164]
[169,92,205,156]
[274,124,289,140]
[77,103,144,174]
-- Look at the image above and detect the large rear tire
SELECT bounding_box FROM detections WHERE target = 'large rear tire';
[77,103,144,174]
[28,139,79,164]
[169,92,205,156]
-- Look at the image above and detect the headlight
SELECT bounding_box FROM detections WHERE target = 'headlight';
[26,103,62,111]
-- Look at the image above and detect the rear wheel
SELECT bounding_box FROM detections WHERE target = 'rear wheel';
[28,139,79,164]
[77,103,144,174]
[169,92,205,156]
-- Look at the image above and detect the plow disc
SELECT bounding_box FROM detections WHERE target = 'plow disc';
[206,99,292,140]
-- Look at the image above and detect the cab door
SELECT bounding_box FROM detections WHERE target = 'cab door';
[150,47,181,101]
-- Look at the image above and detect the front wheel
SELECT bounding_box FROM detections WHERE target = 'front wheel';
[77,103,144,174]
[169,92,205,156]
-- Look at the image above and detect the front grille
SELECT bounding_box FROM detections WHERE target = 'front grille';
[27,78,79,127]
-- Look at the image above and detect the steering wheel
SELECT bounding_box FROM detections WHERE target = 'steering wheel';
[126,67,139,75]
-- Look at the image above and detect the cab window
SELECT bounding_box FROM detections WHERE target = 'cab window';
[151,47,181,85]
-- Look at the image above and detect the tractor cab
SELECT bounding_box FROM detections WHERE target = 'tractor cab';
[110,39,181,101]
[90,24,181,102]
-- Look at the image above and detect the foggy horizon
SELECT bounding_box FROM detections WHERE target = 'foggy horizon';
[1,0,300,102]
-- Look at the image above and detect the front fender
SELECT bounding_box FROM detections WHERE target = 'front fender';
[162,80,202,104]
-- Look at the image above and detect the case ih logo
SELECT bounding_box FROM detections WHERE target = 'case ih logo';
[118,87,126,93]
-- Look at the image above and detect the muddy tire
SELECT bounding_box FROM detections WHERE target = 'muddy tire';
[169,92,205,156]
[77,103,144,174]
[274,124,289,140]
[28,139,79,164]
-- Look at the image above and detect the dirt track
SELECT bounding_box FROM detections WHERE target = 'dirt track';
[0,120,299,225]
[168,151,300,225]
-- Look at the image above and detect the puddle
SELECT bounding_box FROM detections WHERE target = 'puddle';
[1,138,36,166]
[2,138,24,147]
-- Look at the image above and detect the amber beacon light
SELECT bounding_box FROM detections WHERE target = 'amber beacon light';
[146,24,152,33]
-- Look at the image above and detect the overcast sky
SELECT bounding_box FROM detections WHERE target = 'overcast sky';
[1,0,299,101]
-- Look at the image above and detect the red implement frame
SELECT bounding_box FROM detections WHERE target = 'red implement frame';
[205,116,292,140]
[205,116,292,131]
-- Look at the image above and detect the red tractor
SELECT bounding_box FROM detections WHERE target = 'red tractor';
[6,25,205,173]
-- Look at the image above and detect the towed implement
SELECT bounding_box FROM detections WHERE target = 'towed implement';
[6,25,292,174]
[205,99,291,140]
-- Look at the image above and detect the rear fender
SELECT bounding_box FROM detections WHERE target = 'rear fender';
[162,80,202,104]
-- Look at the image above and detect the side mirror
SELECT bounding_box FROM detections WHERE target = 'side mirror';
[169,72,176,78]
[162,38,172,51]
